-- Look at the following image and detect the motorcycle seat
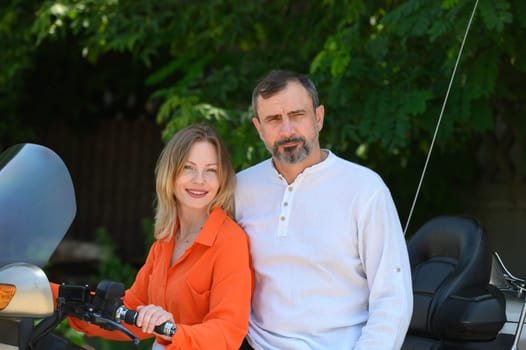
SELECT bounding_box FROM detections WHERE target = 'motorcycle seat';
[402,215,506,349]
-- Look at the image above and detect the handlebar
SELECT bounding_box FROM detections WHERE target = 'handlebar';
[54,280,177,344]
[491,251,526,350]
[56,282,140,344]
[492,251,526,297]
[114,306,177,336]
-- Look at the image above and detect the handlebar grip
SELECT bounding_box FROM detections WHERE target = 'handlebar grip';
[119,308,177,336]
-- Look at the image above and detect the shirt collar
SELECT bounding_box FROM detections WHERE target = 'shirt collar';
[194,207,226,247]
[271,149,335,182]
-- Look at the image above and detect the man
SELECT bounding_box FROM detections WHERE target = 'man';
[235,69,413,349]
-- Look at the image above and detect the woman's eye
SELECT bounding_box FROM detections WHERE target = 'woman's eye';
[206,168,217,173]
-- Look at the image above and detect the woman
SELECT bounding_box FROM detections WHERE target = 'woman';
[53,124,253,349]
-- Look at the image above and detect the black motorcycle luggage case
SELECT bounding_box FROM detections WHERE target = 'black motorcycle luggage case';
[433,285,506,341]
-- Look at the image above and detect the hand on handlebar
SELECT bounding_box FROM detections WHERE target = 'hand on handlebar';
[136,304,175,338]
[115,304,177,339]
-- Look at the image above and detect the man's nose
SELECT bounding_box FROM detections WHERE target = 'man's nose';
[279,117,294,137]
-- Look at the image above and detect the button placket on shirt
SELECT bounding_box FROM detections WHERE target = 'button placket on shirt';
[277,180,294,237]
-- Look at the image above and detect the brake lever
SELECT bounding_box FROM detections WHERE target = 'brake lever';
[90,313,140,344]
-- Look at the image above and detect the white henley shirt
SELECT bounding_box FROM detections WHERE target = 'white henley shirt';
[234,150,413,350]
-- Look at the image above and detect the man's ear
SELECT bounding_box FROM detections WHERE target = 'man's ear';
[315,105,325,132]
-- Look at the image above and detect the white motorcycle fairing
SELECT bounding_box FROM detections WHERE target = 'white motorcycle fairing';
[0,263,53,318]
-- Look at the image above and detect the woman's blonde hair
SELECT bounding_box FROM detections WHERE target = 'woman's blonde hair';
[154,124,235,240]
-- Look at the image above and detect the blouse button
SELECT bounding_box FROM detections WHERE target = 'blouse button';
[280,216,286,221]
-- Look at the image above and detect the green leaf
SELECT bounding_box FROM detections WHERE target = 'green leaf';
[466,49,499,99]
[479,0,512,32]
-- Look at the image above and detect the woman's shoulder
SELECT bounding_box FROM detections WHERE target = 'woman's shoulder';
[210,207,247,235]
[147,237,171,256]
[222,212,248,236]
[214,210,249,246]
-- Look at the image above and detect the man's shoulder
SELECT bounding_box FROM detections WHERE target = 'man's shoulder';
[331,153,380,175]
[236,158,273,181]
[328,153,387,189]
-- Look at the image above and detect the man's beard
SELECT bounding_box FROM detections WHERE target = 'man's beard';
[272,136,312,164]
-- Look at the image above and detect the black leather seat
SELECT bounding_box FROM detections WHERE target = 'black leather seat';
[402,216,507,350]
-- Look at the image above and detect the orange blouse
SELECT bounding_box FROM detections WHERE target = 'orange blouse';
[52,207,253,349]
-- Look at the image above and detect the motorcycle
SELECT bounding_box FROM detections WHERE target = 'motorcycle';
[1,143,526,349]
[0,143,174,350]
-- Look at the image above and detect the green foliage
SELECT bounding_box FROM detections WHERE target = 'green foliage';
[54,319,88,347]
[3,0,526,229]
[94,226,138,288]
[478,0,512,32]
[141,217,155,249]
[0,1,40,149]
[3,0,525,152]
[6,0,523,158]
[467,49,499,100]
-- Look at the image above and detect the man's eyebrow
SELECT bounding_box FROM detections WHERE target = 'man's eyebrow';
[261,109,305,121]
[262,113,281,120]
[287,109,305,115]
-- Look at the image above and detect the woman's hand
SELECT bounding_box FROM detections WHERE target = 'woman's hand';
[135,304,175,340]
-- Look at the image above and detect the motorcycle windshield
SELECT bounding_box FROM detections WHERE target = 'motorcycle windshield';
[0,143,76,267]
